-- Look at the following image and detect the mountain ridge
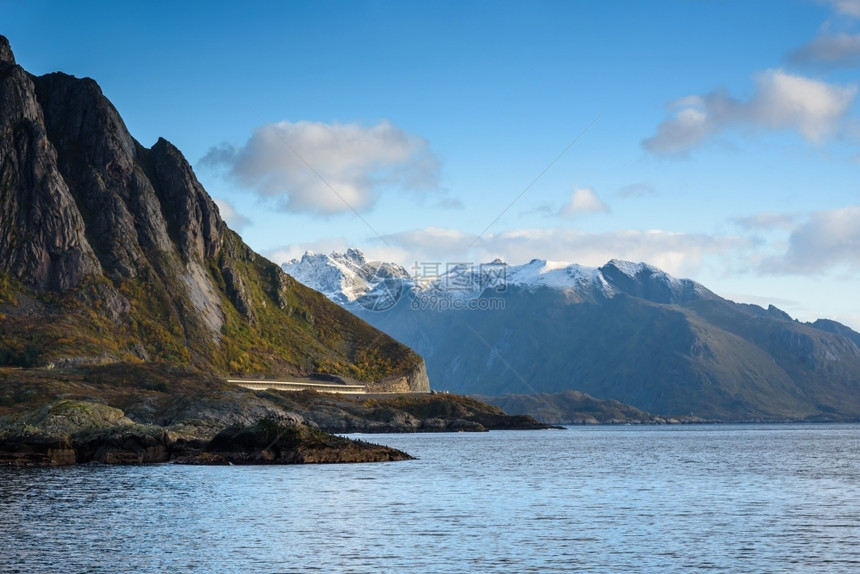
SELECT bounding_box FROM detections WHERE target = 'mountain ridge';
[283,248,860,421]
[282,249,719,307]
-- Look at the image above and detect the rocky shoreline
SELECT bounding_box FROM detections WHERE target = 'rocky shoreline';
[0,400,412,466]
[0,364,556,466]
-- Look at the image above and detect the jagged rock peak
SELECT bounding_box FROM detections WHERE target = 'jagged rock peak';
[602,259,660,278]
[149,137,225,261]
[33,71,138,169]
[0,35,14,66]
[344,247,366,263]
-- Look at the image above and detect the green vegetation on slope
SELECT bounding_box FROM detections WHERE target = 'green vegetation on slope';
[0,231,420,383]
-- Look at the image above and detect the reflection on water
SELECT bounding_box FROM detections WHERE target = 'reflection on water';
[2,425,859,573]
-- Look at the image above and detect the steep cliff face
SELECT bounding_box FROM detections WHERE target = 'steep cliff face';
[0,35,425,388]
[0,39,101,291]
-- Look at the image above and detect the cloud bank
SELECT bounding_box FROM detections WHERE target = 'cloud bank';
[790,32,860,67]
[819,0,860,17]
[760,206,860,274]
[377,225,748,277]
[202,120,440,216]
[376,207,860,279]
[643,69,856,156]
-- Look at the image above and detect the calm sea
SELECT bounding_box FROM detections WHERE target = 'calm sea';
[2,424,859,573]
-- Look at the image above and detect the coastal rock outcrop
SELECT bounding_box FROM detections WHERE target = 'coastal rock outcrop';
[0,364,558,466]
[0,400,169,465]
[0,394,412,466]
[194,417,412,464]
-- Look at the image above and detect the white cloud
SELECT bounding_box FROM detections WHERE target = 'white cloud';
[380,226,479,256]
[759,206,860,274]
[643,69,857,156]
[643,105,716,156]
[201,120,440,216]
[214,198,251,231]
[558,187,610,218]
[819,0,860,17]
[378,225,748,277]
[790,32,860,67]
[753,70,856,141]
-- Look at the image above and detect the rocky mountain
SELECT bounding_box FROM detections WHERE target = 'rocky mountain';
[0,35,427,392]
[284,248,413,308]
[284,249,860,422]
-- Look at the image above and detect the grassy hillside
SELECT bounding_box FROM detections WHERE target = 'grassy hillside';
[0,234,421,382]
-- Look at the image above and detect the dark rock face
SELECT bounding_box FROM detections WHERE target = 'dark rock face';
[0,61,101,291]
[0,36,14,65]
[149,138,224,262]
[2,48,225,322]
[27,75,225,280]
[27,71,226,338]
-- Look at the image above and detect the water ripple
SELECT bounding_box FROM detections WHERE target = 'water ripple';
[1,424,859,572]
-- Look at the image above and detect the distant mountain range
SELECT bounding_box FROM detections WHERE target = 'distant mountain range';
[0,35,426,392]
[284,249,860,421]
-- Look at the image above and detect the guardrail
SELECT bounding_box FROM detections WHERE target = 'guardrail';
[229,379,367,395]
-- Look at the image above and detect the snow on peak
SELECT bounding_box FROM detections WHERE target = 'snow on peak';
[504,259,601,291]
[283,249,410,303]
[600,259,713,303]
[283,249,712,309]
[605,259,660,278]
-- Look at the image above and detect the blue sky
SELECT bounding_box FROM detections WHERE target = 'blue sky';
[3,0,860,328]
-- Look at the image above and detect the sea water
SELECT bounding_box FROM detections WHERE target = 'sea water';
[2,424,859,573]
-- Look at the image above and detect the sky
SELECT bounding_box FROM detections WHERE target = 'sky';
[3,0,860,329]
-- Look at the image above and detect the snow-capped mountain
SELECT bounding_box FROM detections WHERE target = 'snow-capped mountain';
[281,248,860,423]
[282,249,715,308]
[282,248,411,306]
